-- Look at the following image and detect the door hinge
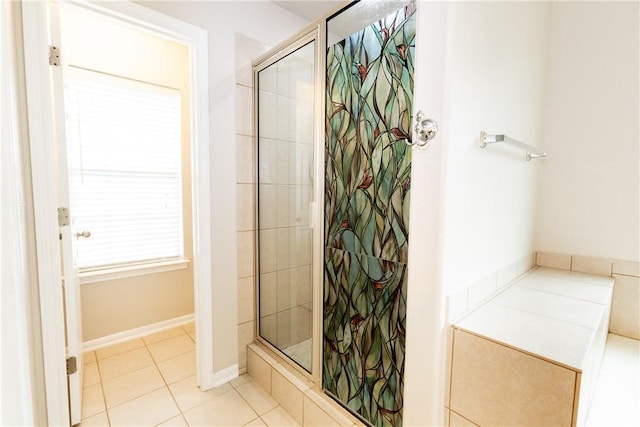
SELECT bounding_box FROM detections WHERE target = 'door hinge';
[49,45,60,66]
[66,356,77,375]
[58,207,69,227]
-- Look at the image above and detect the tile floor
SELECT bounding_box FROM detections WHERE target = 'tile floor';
[80,322,299,426]
[585,333,640,426]
[81,323,639,426]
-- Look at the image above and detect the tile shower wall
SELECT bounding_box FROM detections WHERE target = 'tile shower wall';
[323,5,415,427]
[235,34,270,373]
[258,51,314,354]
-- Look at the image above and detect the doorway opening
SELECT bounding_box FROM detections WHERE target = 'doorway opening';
[20,1,212,425]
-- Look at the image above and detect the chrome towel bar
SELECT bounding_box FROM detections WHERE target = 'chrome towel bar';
[480,131,546,161]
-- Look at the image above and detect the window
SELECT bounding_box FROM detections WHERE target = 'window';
[64,67,184,271]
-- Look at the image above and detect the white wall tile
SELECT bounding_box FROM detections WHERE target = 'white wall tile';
[276,228,291,270]
[294,143,314,185]
[276,310,292,348]
[259,229,276,273]
[612,260,640,277]
[237,184,255,232]
[238,321,255,370]
[276,269,292,312]
[290,307,311,344]
[258,138,278,185]
[235,34,269,88]
[236,135,254,184]
[236,84,254,136]
[276,185,291,227]
[571,255,612,277]
[258,184,277,229]
[237,231,255,279]
[276,95,293,141]
[276,140,292,185]
[291,227,311,268]
[291,265,312,306]
[258,91,277,139]
[276,61,291,98]
[259,272,277,317]
[610,274,640,339]
[536,251,572,270]
[238,277,255,324]
[259,314,277,345]
[295,99,314,144]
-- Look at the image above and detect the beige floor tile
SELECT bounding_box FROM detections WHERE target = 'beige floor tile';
[96,338,145,360]
[182,321,195,333]
[79,410,109,426]
[108,388,179,427]
[98,347,154,381]
[157,414,188,426]
[83,362,101,388]
[142,327,187,345]
[157,350,196,384]
[231,374,252,388]
[102,365,165,408]
[83,351,97,364]
[147,334,195,362]
[168,375,233,412]
[82,384,106,419]
[236,380,278,416]
[244,417,267,426]
[183,389,258,426]
[262,406,300,426]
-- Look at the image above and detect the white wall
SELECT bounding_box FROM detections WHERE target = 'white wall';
[535,2,639,262]
[405,3,552,424]
[1,1,44,423]
[441,2,552,294]
[138,1,309,373]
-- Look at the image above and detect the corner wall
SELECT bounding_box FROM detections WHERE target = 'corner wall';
[535,2,640,262]
[441,2,551,303]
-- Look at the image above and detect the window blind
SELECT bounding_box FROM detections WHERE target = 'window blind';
[64,67,184,271]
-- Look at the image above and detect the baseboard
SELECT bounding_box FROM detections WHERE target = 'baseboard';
[82,313,195,352]
[212,364,239,387]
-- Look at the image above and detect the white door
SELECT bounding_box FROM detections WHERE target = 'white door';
[47,2,84,424]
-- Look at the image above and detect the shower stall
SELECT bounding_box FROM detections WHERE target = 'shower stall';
[253,1,417,425]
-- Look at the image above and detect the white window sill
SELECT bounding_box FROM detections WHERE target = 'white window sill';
[79,259,190,285]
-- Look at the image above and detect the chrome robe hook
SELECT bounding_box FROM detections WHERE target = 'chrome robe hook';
[410,110,438,146]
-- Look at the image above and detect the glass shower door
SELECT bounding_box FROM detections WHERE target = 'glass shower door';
[256,40,316,373]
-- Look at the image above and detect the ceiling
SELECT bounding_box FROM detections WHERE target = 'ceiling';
[271,0,345,22]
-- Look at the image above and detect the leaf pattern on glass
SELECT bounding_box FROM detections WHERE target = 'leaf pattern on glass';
[323,4,415,427]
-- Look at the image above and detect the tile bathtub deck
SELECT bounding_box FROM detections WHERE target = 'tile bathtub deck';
[80,323,298,426]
